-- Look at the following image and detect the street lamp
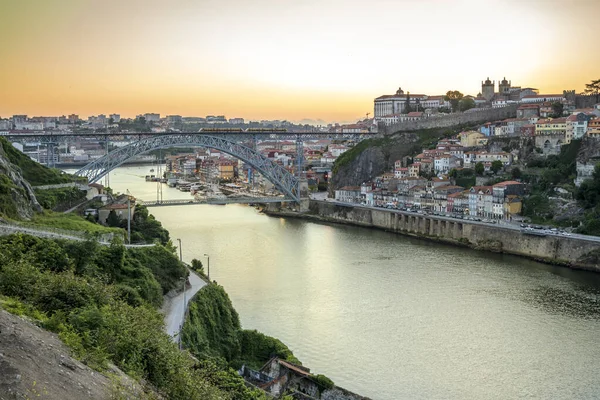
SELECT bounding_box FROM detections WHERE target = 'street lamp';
[204,253,210,281]
[177,238,182,262]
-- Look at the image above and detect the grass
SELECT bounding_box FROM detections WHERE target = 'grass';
[0,137,84,186]
[23,211,124,236]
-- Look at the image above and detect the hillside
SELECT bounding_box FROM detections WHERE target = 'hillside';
[0,308,146,399]
[331,126,469,190]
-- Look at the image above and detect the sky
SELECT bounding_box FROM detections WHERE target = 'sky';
[0,0,599,123]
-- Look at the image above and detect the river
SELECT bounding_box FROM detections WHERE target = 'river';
[85,166,600,399]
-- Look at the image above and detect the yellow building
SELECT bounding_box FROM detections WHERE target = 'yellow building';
[217,161,235,180]
[504,195,522,217]
[458,131,488,147]
[535,117,567,136]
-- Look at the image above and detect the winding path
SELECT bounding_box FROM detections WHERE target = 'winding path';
[162,270,207,341]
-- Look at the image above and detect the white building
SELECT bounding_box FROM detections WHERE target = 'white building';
[109,114,121,123]
[229,118,245,124]
[335,186,361,203]
[144,113,160,122]
[374,87,428,119]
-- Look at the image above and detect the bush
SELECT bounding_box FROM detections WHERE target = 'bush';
[237,330,301,370]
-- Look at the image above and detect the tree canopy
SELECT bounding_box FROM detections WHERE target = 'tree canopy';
[459,97,475,112]
[584,78,600,101]
[444,91,464,113]
[475,162,484,176]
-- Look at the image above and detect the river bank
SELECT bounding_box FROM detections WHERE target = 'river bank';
[263,201,600,272]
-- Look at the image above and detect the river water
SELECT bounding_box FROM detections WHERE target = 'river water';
[87,166,600,399]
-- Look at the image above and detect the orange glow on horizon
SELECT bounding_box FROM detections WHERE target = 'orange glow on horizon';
[1,0,599,123]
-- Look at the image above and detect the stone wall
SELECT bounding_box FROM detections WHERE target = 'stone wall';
[384,105,518,135]
[575,94,599,109]
[302,201,600,271]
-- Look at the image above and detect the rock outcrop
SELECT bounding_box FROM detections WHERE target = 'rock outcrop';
[331,133,423,190]
[0,143,42,220]
[0,310,147,400]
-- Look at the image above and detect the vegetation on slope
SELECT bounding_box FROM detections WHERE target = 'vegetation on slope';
[0,232,257,399]
[35,186,87,211]
[0,136,83,186]
[182,284,315,392]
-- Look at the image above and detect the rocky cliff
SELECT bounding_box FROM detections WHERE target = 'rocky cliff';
[331,126,470,190]
[0,142,42,220]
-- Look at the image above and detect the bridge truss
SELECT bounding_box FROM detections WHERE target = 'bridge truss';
[75,134,301,202]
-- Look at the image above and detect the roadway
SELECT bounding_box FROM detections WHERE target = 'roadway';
[163,270,207,341]
[314,200,600,244]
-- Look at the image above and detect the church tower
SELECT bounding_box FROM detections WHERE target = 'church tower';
[499,77,511,97]
[482,77,495,101]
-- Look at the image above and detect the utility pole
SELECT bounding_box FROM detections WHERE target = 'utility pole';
[204,253,210,281]
[127,189,131,244]
[177,238,183,261]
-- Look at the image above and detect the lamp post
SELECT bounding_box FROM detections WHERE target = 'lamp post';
[177,238,182,262]
[204,253,210,281]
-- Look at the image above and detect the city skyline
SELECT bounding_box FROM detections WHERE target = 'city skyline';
[1,0,599,123]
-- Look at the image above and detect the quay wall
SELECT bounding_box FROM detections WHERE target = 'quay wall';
[266,201,600,272]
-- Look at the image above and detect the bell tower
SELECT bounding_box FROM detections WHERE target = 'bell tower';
[499,77,511,96]
[482,77,495,101]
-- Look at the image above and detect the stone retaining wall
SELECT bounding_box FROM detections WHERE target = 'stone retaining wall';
[273,201,600,271]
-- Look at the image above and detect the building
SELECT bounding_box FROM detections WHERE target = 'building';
[521,94,565,104]
[335,186,361,203]
[229,117,244,124]
[144,113,160,122]
[109,114,121,123]
[575,158,600,186]
[517,104,540,118]
[468,186,493,217]
[166,115,182,124]
[566,113,592,143]
[587,118,600,138]
[458,131,488,147]
[434,154,461,174]
[374,87,429,120]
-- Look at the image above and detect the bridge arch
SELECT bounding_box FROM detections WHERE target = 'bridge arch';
[74,134,300,201]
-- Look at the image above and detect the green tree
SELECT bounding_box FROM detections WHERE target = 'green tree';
[191,258,204,273]
[106,210,121,227]
[511,167,522,180]
[576,164,600,209]
[583,78,600,102]
[459,97,475,112]
[444,90,464,113]
[475,162,484,176]
[404,92,412,114]
[551,102,564,118]
[490,160,503,174]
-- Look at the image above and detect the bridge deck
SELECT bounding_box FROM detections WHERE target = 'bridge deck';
[138,196,293,207]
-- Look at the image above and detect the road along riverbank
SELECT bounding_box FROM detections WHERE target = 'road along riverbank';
[264,200,600,272]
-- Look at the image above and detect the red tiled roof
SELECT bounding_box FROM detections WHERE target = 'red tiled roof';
[493,180,523,186]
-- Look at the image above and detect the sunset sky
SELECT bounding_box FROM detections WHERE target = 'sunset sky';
[1,0,598,123]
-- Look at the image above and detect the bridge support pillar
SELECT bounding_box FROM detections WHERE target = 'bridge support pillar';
[298,178,309,212]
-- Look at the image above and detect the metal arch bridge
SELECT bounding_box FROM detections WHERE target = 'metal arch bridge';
[74,134,302,202]
[1,130,375,143]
